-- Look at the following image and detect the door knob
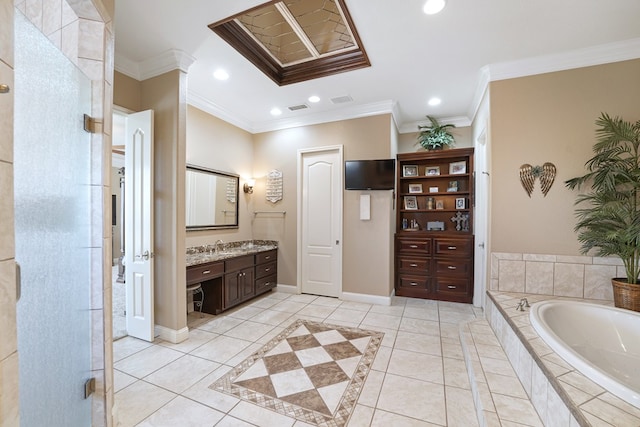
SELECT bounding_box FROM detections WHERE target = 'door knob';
[0,84,9,94]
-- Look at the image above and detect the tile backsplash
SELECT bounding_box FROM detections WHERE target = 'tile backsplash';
[491,252,624,301]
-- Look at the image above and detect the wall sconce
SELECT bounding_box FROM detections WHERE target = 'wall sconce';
[243,178,255,194]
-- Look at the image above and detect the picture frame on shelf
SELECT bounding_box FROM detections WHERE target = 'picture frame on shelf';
[403,165,419,177]
[429,186,439,193]
[408,184,423,193]
[435,199,444,210]
[404,196,418,210]
[455,197,466,209]
[447,180,459,192]
[449,160,466,174]
[425,166,440,176]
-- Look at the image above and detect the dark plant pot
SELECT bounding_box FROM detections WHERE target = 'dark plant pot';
[611,278,640,312]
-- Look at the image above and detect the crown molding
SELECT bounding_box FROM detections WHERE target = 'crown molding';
[249,100,396,134]
[487,37,640,82]
[188,97,398,134]
[466,38,640,124]
[114,50,196,81]
[188,92,253,133]
[114,53,141,80]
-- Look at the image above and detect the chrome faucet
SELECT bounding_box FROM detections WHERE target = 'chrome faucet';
[214,239,224,254]
[515,297,530,311]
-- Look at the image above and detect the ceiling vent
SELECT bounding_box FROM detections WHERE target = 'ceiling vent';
[330,95,353,104]
[288,104,309,111]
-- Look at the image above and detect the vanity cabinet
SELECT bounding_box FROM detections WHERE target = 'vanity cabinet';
[186,249,277,314]
[395,148,474,303]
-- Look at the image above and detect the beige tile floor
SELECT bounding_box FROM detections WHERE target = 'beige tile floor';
[114,291,484,427]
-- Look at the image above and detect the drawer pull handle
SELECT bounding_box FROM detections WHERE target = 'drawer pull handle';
[447,285,457,289]
[202,270,211,275]
[410,282,418,286]
[265,268,271,272]
[265,256,270,260]
[447,246,457,250]
[447,266,457,270]
[409,245,418,249]
[410,263,418,267]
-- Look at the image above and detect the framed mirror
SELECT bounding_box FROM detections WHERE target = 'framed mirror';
[186,164,239,230]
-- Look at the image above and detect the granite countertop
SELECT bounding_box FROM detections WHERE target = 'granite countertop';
[186,240,278,267]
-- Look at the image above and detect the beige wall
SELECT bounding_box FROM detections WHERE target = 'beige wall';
[140,70,187,335]
[185,105,254,247]
[490,59,640,255]
[114,70,141,111]
[252,114,395,297]
[398,125,473,153]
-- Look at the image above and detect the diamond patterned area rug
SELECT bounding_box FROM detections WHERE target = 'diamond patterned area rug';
[210,319,384,427]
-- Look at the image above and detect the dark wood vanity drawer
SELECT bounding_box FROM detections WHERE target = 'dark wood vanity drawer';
[398,256,430,274]
[225,255,253,272]
[255,262,276,279]
[435,277,470,295]
[434,237,472,257]
[434,259,471,276]
[256,250,277,265]
[398,275,429,291]
[397,238,432,255]
[186,262,224,284]
[255,274,277,294]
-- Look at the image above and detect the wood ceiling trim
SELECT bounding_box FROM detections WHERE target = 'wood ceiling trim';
[208,0,370,86]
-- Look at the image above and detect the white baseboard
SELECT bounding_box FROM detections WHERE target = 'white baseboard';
[154,325,189,344]
[341,291,392,306]
[276,284,297,294]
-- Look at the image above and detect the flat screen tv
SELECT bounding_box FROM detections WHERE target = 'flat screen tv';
[345,159,395,190]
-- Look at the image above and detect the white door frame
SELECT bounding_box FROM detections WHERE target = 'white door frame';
[296,145,344,295]
[473,126,489,308]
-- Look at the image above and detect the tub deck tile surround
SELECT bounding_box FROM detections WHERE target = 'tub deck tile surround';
[485,291,640,426]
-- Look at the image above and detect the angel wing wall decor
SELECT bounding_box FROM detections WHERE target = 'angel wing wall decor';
[519,163,556,197]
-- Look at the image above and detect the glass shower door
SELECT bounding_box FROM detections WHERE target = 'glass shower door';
[14,11,92,426]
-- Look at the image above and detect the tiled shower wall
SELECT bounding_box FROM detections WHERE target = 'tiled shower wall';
[5,0,114,426]
[491,252,623,301]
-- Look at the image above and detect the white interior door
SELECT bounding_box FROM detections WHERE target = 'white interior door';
[298,147,343,297]
[125,110,155,341]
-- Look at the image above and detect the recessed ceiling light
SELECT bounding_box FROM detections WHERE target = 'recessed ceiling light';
[270,108,282,116]
[213,69,229,80]
[308,95,320,103]
[423,0,446,15]
[428,97,442,106]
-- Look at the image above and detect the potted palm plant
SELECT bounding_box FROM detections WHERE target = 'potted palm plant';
[565,113,640,311]
[417,116,455,150]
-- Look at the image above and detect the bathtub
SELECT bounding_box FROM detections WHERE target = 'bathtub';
[530,300,640,409]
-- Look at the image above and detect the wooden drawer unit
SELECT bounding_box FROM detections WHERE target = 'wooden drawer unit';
[398,275,429,291]
[398,256,430,274]
[434,259,471,276]
[255,261,277,279]
[225,255,254,272]
[186,248,278,314]
[434,238,472,258]
[256,250,276,265]
[255,274,277,294]
[394,146,475,303]
[435,277,470,296]
[397,238,431,255]
[186,262,223,284]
